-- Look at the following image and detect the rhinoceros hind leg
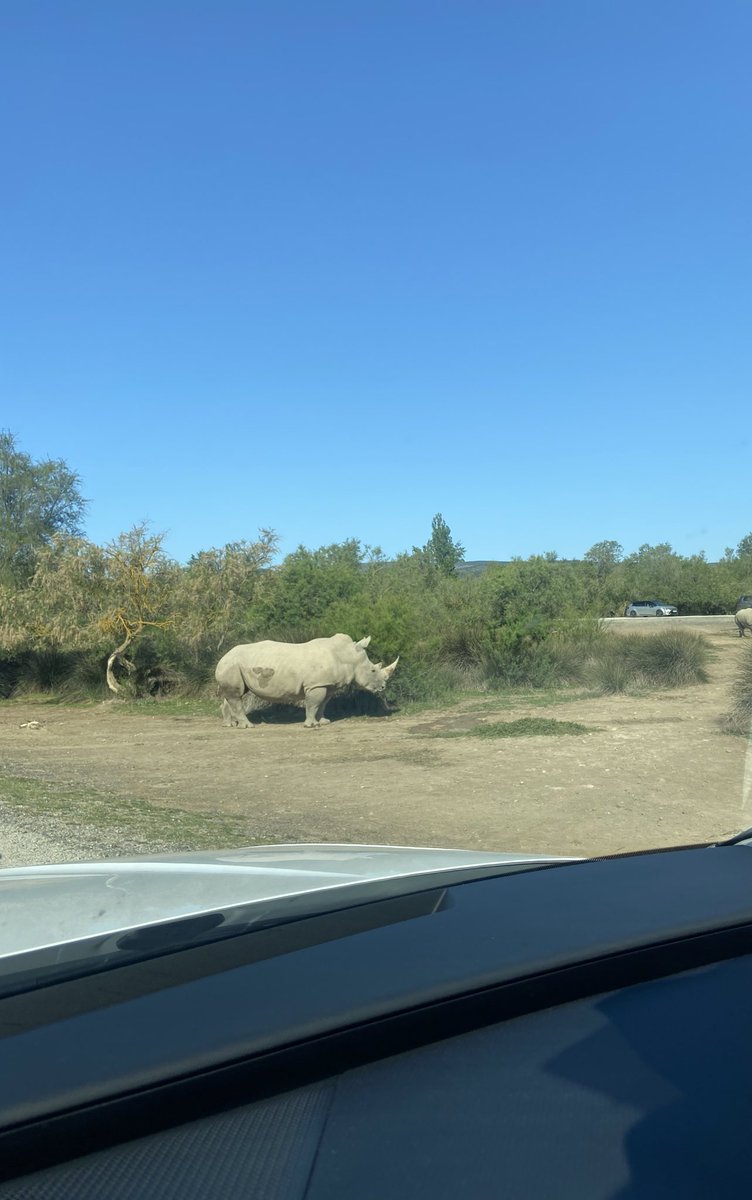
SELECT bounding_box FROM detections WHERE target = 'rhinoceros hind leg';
[221,695,253,728]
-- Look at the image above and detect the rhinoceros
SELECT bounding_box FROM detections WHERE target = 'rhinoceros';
[215,634,399,728]
[735,608,752,637]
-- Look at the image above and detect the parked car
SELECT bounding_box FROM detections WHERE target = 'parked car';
[735,594,752,612]
[2,836,752,1197]
[625,599,679,617]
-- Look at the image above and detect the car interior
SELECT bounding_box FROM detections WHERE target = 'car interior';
[1,843,751,1198]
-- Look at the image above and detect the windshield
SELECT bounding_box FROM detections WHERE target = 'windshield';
[1,5,751,947]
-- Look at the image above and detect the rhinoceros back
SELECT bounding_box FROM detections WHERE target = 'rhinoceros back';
[735,608,752,635]
[215,636,360,702]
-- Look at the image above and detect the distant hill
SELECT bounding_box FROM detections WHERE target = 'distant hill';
[455,560,506,577]
[358,558,590,576]
[455,560,582,576]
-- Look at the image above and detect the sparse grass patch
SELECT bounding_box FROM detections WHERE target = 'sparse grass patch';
[0,773,260,851]
[116,696,219,718]
[427,717,595,739]
[0,690,101,708]
[461,689,599,713]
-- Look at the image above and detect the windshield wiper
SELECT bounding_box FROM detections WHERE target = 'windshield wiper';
[712,827,752,847]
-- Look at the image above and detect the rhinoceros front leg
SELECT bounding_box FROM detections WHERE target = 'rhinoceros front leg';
[303,686,332,727]
[220,695,253,728]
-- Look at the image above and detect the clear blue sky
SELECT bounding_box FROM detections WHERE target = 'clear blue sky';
[2,1,750,563]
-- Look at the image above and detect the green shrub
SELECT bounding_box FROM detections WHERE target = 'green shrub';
[519,624,710,695]
[15,648,77,693]
[0,538,718,710]
[589,656,634,694]
[387,660,483,708]
[249,541,364,633]
[723,646,752,736]
[618,629,709,687]
[55,651,111,701]
[437,611,566,689]
[0,656,22,698]
[321,594,422,667]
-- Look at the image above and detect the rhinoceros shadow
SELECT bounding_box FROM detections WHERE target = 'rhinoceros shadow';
[245,687,394,724]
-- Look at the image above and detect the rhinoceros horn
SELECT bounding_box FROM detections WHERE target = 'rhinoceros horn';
[382,657,399,678]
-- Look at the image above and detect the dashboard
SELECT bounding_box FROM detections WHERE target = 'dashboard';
[0,845,751,1197]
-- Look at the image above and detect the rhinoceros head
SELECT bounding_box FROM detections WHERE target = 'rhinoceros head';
[352,637,399,693]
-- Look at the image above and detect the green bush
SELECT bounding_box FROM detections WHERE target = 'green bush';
[56,651,111,701]
[509,624,710,695]
[16,648,78,693]
[0,656,22,698]
[249,541,364,633]
[588,656,634,694]
[618,629,709,688]
[321,593,422,667]
[544,621,604,684]
[386,660,484,708]
[723,646,752,736]
[2,648,111,701]
[0,537,720,711]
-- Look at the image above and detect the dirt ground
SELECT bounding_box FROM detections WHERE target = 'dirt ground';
[1,619,750,858]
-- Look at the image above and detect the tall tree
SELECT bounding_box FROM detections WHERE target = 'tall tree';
[417,514,465,577]
[97,525,178,692]
[584,540,623,576]
[251,539,363,636]
[736,532,752,558]
[0,431,87,582]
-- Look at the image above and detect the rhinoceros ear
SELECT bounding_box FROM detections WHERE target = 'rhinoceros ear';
[383,657,399,678]
[355,635,371,649]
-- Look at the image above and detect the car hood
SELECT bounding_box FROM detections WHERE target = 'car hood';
[0,843,574,962]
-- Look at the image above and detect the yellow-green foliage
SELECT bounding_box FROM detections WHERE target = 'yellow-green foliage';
[0,531,730,705]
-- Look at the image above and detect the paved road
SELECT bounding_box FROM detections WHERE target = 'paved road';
[601,614,736,631]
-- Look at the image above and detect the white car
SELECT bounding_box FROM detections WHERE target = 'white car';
[0,843,568,963]
[625,599,679,617]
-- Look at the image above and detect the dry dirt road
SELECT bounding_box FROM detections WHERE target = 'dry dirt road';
[1,621,750,866]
